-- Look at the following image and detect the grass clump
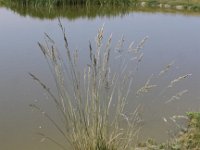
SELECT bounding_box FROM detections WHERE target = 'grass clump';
[30,21,147,150]
[189,4,200,11]
[136,112,200,150]
[178,112,200,149]
[29,20,198,150]
[145,0,159,7]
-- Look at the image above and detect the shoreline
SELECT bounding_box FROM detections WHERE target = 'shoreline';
[136,1,200,11]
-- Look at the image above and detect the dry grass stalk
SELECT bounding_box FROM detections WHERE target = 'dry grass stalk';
[172,115,188,120]
[159,61,175,76]
[29,22,149,150]
[168,74,192,88]
[136,75,157,96]
[30,21,193,150]
[115,35,125,54]
[165,89,188,104]
[132,36,148,54]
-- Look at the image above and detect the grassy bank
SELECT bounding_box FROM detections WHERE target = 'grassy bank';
[137,112,200,150]
[1,0,200,11]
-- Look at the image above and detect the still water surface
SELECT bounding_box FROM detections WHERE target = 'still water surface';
[0,6,200,150]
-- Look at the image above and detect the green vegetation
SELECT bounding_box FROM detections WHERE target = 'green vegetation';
[137,112,200,150]
[179,112,200,149]
[1,4,132,20]
[2,0,200,11]
[1,0,136,6]
[2,4,200,20]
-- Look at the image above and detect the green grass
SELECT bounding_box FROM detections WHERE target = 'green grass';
[2,0,200,9]
[179,112,200,149]
[2,0,136,6]
[137,112,200,150]
[3,4,200,21]
[2,0,200,14]
[1,4,133,20]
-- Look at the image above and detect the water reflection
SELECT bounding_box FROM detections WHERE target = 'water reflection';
[2,3,200,20]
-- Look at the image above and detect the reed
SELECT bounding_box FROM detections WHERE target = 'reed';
[3,0,135,7]
[29,20,193,149]
[29,20,148,150]
[3,0,200,11]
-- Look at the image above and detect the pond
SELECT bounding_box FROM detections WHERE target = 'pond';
[0,5,200,150]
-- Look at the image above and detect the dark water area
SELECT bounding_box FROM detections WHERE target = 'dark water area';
[0,5,200,150]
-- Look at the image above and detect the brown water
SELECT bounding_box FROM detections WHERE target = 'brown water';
[1,5,200,150]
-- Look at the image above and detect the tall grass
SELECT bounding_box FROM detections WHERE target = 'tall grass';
[29,19,193,149]
[4,0,136,7]
[4,4,132,20]
[29,20,149,150]
[3,0,200,9]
